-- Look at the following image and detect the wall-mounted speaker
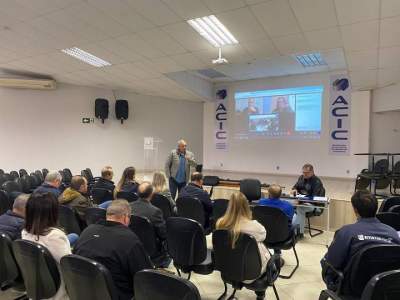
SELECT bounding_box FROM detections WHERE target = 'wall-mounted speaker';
[95,98,109,123]
[115,99,129,124]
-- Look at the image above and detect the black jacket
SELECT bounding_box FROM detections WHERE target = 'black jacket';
[74,221,153,300]
[93,178,115,201]
[0,210,24,240]
[121,181,139,194]
[179,183,213,216]
[130,199,167,240]
[293,175,325,197]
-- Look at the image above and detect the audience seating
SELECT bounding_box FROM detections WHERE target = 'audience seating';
[60,254,118,300]
[151,194,174,220]
[2,181,22,194]
[41,168,49,179]
[0,233,27,300]
[379,196,400,212]
[389,161,400,195]
[58,205,82,235]
[12,240,61,300]
[91,188,113,205]
[116,191,138,203]
[9,171,19,180]
[166,217,214,279]
[176,196,210,233]
[17,176,31,194]
[359,270,400,300]
[356,158,390,194]
[212,230,281,300]
[18,169,28,178]
[134,269,201,300]
[240,178,261,202]
[203,175,220,197]
[85,207,106,226]
[305,186,326,238]
[320,244,400,299]
[0,169,4,175]
[27,174,41,190]
[62,168,73,184]
[253,205,299,279]
[376,212,400,231]
[33,170,44,183]
[388,205,400,214]
[0,190,12,216]
[210,198,229,230]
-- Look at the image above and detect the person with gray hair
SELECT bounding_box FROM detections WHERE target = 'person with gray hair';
[74,199,153,300]
[34,170,62,198]
[165,139,197,199]
[0,193,29,240]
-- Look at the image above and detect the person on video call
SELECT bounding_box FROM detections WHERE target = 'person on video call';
[292,163,325,237]
[165,139,197,199]
[272,96,295,133]
[242,98,259,114]
[272,96,294,113]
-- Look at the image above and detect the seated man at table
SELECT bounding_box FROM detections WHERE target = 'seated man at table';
[292,163,325,237]
[321,190,400,291]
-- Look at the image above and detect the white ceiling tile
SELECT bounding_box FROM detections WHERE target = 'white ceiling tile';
[96,39,145,62]
[250,0,302,37]
[381,0,400,18]
[349,69,377,89]
[334,0,379,25]
[0,1,41,21]
[272,33,311,55]
[340,20,379,51]
[304,27,343,50]
[346,49,378,70]
[321,48,347,70]
[216,7,268,42]
[125,0,181,26]
[162,22,214,52]
[28,17,77,44]
[202,0,246,13]
[16,0,80,15]
[380,16,400,48]
[137,28,187,56]
[162,0,211,19]
[377,68,400,86]
[289,0,338,31]
[169,53,209,69]
[244,0,269,4]
[379,46,400,68]
[115,62,163,79]
[241,38,279,59]
[115,34,166,59]
[148,57,186,73]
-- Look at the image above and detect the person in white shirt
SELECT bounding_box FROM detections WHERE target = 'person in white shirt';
[22,192,71,300]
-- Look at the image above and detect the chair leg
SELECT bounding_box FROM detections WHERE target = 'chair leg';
[14,294,28,300]
[227,288,237,300]
[187,271,192,280]
[272,284,280,300]
[217,282,228,300]
[255,290,266,300]
[176,267,181,277]
[279,244,299,279]
[318,290,329,300]
[307,217,324,238]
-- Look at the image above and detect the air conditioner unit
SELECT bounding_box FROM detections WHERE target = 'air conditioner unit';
[0,78,56,90]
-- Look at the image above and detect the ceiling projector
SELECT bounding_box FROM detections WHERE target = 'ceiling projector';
[212,48,229,65]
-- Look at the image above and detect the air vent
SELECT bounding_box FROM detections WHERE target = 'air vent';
[196,68,228,79]
[294,52,326,67]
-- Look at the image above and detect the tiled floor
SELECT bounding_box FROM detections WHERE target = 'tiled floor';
[0,232,332,300]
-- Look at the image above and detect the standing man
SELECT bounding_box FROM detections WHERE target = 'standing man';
[165,139,197,199]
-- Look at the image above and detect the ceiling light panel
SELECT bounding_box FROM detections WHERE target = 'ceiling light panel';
[294,52,326,67]
[61,47,111,67]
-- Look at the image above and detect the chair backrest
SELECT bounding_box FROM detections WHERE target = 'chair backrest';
[34,170,44,183]
[85,207,106,225]
[152,194,173,220]
[203,176,220,187]
[19,169,28,178]
[116,191,138,203]
[129,215,158,257]
[0,173,7,186]
[176,197,206,227]
[60,254,118,300]
[18,176,31,193]
[2,180,22,194]
[361,270,400,300]
[58,205,81,234]
[134,269,201,300]
[81,170,90,181]
[375,177,391,190]
[393,161,400,175]
[373,159,389,174]
[63,169,73,183]
[42,168,49,179]
[376,212,400,231]
[12,239,61,300]
[0,190,12,216]
[9,171,19,180]
[166,217,207,267]
[212,230,262,282]
[240,178,261,201]
[0,169,4,175]
[379,197,400,212]
[342,244,400,297]
[85,168,94,181]
[0,233,21,287]
[91,188,113,205]
[211,199,229,229]
[28,174,41,189]
[388,205,400,214]
[253,206,291,244]
[355,176,371,190]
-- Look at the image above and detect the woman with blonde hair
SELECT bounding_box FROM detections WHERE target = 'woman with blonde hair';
[152,171,176,212]
[216,192,269,274]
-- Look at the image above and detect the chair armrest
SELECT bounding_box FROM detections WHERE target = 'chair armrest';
[319,289,343,300]
[321,258,344,292]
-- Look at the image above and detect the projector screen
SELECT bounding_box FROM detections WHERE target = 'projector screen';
[234,86,323,139]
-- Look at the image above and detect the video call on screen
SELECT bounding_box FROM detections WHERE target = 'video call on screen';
[234,86,323,139]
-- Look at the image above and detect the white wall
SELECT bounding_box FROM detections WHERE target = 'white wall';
[203,73,370,178]
[0,84,203,179]
[372,83,400,113]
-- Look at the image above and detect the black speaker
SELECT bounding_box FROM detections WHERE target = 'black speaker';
[115,99,128,124]
[95,98,109,123]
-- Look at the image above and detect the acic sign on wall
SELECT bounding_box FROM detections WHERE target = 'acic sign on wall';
[329,75,351,155]
[215,89,228,150]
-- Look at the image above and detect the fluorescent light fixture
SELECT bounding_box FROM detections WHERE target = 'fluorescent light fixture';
[61,47,111,67]
[295,52,326,67]
[187,15,238,48]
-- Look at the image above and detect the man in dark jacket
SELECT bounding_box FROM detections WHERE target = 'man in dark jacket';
[74,200,153,300]
[0,194,29,240]
[34,170,62,198]
[179,172,213,228]
[92,166,115,201]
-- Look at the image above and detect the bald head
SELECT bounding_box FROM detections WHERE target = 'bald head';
[268,184,282,199]
[177,139,187,153]
[106,200,131,226]
[138,182,154,201]
[13,193,29,218]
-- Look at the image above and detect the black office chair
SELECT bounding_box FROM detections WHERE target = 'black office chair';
[129,215,166,267]
[389,161,400,195]
[176,196,210,233]
[379,196,400,212]
[116,191,138,203]
[62,168,73,184]
[320,244,400,299]
[304,186,326,238]
[203,176,220,197]
[240,178,262,202]
[152,193,174,219]
[354,176,371,191]
[17,176,31,194]
[9,171,19,180]
[60,254,118,300]
[357,159,390,194]
[253,206,299,279]
[34,170,44,183]
[360,270,400,300]
[85,207,106,225]
[0,169,4,175]
[211,199,229,230]
[27,174,41,191]
[41,168,49,179]
[2,180,22,194]
[0,190,12,216]
[12,240,61,300]
[91,188,113,205]
[166,217,214,279]
[376,212,400,231]
[388,205,400,214]
[212,230,280,300]
[0,233,27,300]
[134,269,201,300]
[18,169,28,178]
[58,205,81,235]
